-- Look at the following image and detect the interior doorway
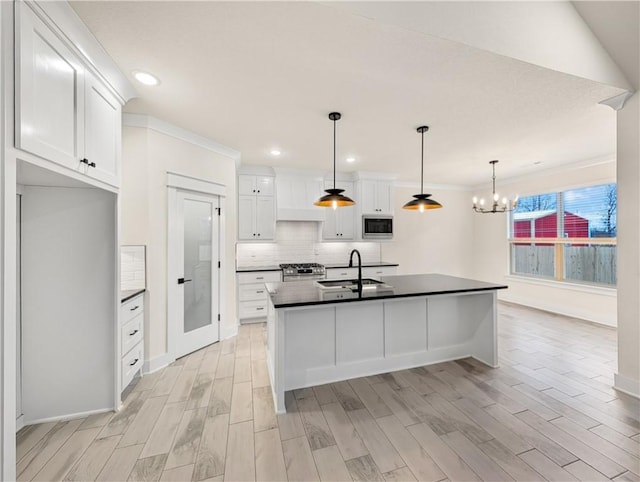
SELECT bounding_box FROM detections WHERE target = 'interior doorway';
[168,188,221,358]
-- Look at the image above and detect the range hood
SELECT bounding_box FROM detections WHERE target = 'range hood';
[275,169,325,222]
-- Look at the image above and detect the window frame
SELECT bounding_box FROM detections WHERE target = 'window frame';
[508,184,617,287]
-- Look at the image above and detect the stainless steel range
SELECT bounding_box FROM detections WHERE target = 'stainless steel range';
[280,263,326,282]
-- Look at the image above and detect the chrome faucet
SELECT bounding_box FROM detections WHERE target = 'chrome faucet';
[348,249,362,295]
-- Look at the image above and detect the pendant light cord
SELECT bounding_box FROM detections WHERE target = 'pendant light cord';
[333,119,337,189]
[420,129,424,195]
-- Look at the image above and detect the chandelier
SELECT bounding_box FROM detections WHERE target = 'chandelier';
[472,160,518,213]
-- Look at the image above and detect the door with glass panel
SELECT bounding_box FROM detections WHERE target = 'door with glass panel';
[170,190,220,358]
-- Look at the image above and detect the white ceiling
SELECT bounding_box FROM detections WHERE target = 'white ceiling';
[70,1,627,186]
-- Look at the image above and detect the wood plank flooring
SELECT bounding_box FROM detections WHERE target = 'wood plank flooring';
[17,302,640,481]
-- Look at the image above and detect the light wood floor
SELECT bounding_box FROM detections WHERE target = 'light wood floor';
[17,302,640,481]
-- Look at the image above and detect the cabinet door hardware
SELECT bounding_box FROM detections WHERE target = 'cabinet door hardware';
[256,307,264,311]
[130,305,139,311]
[177,278,192,284]
[129,358,139,366]
[256,290,264,294]
[88,161,96,168]
[129,329,139,336]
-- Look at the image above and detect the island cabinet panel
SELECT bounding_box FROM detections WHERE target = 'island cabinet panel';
[384,298,428,356]
[336,303,384,364]
[428,294,492,349]
[285,307,336,378]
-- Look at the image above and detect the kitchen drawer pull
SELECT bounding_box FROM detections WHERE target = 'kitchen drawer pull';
[129,358,139,366]
[130,305,140,311]
[256,276,264,280]
[256,307,265,311]
[256,290,264,294]
[129,329,139,336]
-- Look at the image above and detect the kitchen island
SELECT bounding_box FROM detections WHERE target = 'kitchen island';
[265,274,507,413]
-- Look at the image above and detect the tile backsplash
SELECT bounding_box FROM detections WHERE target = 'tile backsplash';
[121,245,146,290]
[236,222,381,267]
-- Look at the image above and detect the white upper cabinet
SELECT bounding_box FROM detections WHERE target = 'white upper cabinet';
[359,180,393,215]
[15,4,123,189]
[84,72,121,186]
[238,174,275,240]
[322,180,355,240]
[16,3,84,170]
[239,174,274,197]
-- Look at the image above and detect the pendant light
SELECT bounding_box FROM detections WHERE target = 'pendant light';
[314,112,355,209]
[472,160,518,213]
[403,126,442,212]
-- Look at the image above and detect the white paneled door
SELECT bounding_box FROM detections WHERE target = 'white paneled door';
[169,190,220,358]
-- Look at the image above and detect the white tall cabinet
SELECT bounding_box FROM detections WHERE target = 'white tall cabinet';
[238,173,275,240]
[1,2,135,476]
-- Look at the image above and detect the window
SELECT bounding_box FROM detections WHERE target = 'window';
[509,184,616,286]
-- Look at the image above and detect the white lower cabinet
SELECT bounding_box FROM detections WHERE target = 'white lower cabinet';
[121,293,144,392]
[237,270,281,323]
[325,268,358,280]
[362,266,397,279]
[325,265,397,281]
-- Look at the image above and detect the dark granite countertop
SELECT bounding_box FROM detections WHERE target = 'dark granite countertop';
[266,274,507,308]
[121,289,145,303]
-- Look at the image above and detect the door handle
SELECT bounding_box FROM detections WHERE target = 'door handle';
[177,278,193,284]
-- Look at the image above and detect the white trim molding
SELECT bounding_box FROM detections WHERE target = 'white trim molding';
[599,91,635,111]
[142,352,175,375]
[123,113,241,164]
[614,373,640,399]
[167,172,227,197]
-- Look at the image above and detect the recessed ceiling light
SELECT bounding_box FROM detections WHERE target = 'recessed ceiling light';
[132,70,160,86]
[346,157,356,163]
[270,149,281,156]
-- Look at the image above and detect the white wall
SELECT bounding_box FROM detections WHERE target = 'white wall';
[615,91,640,396]
[382,186,474,278]
[472,160,617,326]
[121,126,237,368]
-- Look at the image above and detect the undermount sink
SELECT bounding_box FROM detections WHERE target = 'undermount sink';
[316,278,391,291]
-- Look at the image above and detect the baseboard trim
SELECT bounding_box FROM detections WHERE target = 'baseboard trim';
[221,322,239,340]
[142,352,175,375]
[16,415,25,432]
[614,373,640,399]
[24,407,113,426]
[499,293,616,327]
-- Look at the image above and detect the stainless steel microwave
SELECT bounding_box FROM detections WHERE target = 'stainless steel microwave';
[362,215,393,239]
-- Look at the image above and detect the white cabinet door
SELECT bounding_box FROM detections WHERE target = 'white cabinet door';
[359,180,393,214]
[238,195,256,240]
[256,176,275,196]
[255,197,275,239]
[322,181,355,240]
[84,73,121,187]
[16,4,84,169]
[238,175,256,196]
[376,181,393,214]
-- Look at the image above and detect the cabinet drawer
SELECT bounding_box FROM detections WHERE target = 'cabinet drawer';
[237,271,281,284]
[239,283,269,301]
[239,300,268,319]
[122,314,143,356]
[326,268,358,280]
[121,343,143,391]
[362,266,397,279]
[121,294,143,324]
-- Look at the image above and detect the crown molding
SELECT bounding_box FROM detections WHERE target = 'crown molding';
[123,113,241,165]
